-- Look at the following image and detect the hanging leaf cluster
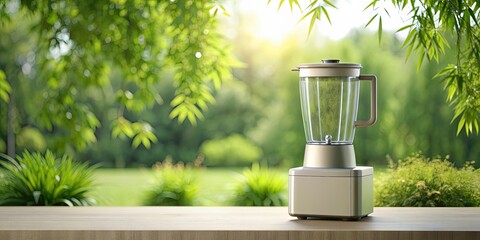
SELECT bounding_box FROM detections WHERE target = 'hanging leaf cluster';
[277,0,480,136]
[384,0,480,135]
[0,0,238,149]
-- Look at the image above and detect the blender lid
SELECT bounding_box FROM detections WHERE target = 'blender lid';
[294,59,362,77]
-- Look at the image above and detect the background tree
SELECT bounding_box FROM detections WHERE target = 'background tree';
[0,12,43,157]
[0,0,238,155]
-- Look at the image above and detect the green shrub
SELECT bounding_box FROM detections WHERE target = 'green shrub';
[200,134,262,167]
[16,127,47,151]
[143,159,198,206]
[375,153,480,207]
[230,164,287,206]
[0,150,97,206]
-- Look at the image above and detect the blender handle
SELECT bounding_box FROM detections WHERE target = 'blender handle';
[355,74,377,127]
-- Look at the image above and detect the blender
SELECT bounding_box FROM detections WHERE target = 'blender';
[289,59,377,220]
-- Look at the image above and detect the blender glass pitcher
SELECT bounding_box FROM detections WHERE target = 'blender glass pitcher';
[296,60,376,145]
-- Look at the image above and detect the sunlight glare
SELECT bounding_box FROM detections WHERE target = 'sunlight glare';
[256,4,303,43]
[236,1,305,44]
[235,0,409,43]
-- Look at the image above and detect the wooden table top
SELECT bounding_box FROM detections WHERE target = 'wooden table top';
[0,206,479,231]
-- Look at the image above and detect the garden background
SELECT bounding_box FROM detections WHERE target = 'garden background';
[1,0,479,206]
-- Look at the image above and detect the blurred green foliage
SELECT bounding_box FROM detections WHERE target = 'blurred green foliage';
[0,0,237,150]
[281,0,480,136]
[0,1,479,170]
[16,127,46,151]
[200,134,262,167]
[0,70,9,102]
[230,164,287,206]
[375,153,480,207]
[0,150,97,206]
[143,159,198,206]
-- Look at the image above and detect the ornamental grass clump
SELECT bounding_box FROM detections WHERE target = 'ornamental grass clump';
[143,158,198,206]
[231,163,287,206]
[0,150,97,206]
[375,153,480,207]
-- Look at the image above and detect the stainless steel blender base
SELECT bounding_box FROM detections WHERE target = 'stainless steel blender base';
[288,166,373,220]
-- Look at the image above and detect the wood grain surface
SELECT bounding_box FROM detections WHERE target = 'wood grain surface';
[0,207,479,240]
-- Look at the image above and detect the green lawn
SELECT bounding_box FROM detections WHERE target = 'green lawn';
[91,168,152,206]
[92,167,384,206]
[92,167,285,206]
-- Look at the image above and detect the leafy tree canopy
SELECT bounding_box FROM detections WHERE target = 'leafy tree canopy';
[0,0,237,149]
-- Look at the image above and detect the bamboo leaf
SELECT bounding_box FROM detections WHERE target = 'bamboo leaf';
[306,0,319,9]
[289,0,301,10]
[402,29,416,48]
[277,0,286,11]
[307,10,318,37]
[434,64,456,79]
[169,104,185,120]
[142,135,152,149]
[378,16,383,43]
[405,32,418,60]
[417,50,425,72]
[457,115,466,135]
[321,6,332,24]
[178,109,188,123]
[323,0,337,9]
[469,8,479,26]
[363,0,378,11]
[189,103,204,120]
[132,135,142,148]
[187,111,197,125]
[446,86,456,101]
[298,7,317,24]
[364,13,378,28]
[383,8,391,18]
[170,94,186,107]
[452,104,464,121]
[396,24,413,33]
